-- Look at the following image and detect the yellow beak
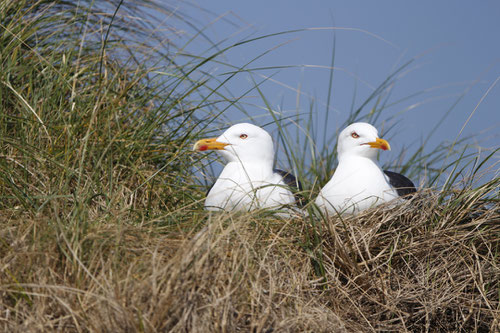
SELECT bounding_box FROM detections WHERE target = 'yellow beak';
[193,138,230,151]
[364,137,391,151]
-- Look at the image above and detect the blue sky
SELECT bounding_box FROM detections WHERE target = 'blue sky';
[169,1,499,179]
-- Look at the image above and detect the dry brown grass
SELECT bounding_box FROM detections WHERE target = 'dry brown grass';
[0,189,498,332]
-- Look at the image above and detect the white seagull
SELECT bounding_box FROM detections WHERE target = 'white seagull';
[315,122,416,215]
[193,123,301,212]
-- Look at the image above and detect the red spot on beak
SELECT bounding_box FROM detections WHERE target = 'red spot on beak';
[363,138,391,151]
[199,145,208,151]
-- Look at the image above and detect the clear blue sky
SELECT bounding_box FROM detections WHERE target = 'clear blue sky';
[169,1,499,178]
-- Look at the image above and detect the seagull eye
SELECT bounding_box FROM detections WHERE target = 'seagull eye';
[351,132,360,139]
[239,134,248,139]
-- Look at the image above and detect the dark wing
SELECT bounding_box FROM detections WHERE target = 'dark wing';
[206,183,214,196]
[383,170,416,198]
[273,169,305,207]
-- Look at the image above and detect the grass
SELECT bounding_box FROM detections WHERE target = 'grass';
[0,1,499,332]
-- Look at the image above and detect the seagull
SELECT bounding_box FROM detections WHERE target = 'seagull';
[193,123,302,212]
[315,122,416,215]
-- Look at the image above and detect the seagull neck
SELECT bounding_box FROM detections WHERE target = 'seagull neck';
[233,159,273,168]
[227,159,274,176]
[338,154,379,167]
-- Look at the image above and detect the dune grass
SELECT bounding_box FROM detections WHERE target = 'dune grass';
[0,1,499,332]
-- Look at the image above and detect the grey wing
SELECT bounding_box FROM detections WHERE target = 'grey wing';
[383,170,416,198]
[273,169,305,207]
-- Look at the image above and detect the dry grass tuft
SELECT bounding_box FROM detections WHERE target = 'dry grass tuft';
[318,189,499,332]
[0,210,347,332]
[1,188,498,332]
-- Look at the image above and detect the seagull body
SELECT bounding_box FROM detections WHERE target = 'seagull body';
[316,122,415,215]
[205,162,294,211]
[316,155,399,214]
[193,123,299,212]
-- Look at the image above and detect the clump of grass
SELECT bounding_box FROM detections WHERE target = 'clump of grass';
[1,185,498,331]
[0,0,218,217]
[0,1,499,332]
[318,181,499,331]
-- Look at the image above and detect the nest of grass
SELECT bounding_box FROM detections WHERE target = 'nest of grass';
[1,190,498,332]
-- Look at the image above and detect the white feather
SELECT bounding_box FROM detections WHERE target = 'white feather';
[316,122,400,215]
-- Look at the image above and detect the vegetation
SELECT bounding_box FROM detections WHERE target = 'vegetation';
[0,1,498,332]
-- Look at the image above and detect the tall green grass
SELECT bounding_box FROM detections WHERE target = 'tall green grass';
[0,1,498,331]
[0,0,223,216]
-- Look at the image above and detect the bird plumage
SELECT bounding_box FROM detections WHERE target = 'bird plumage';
[315,122,416,215]
[383,170,416,198]
[194,123,300,212]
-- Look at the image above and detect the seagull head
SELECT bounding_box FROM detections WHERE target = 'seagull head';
[337,122,391,161]
[193,123,275,164]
